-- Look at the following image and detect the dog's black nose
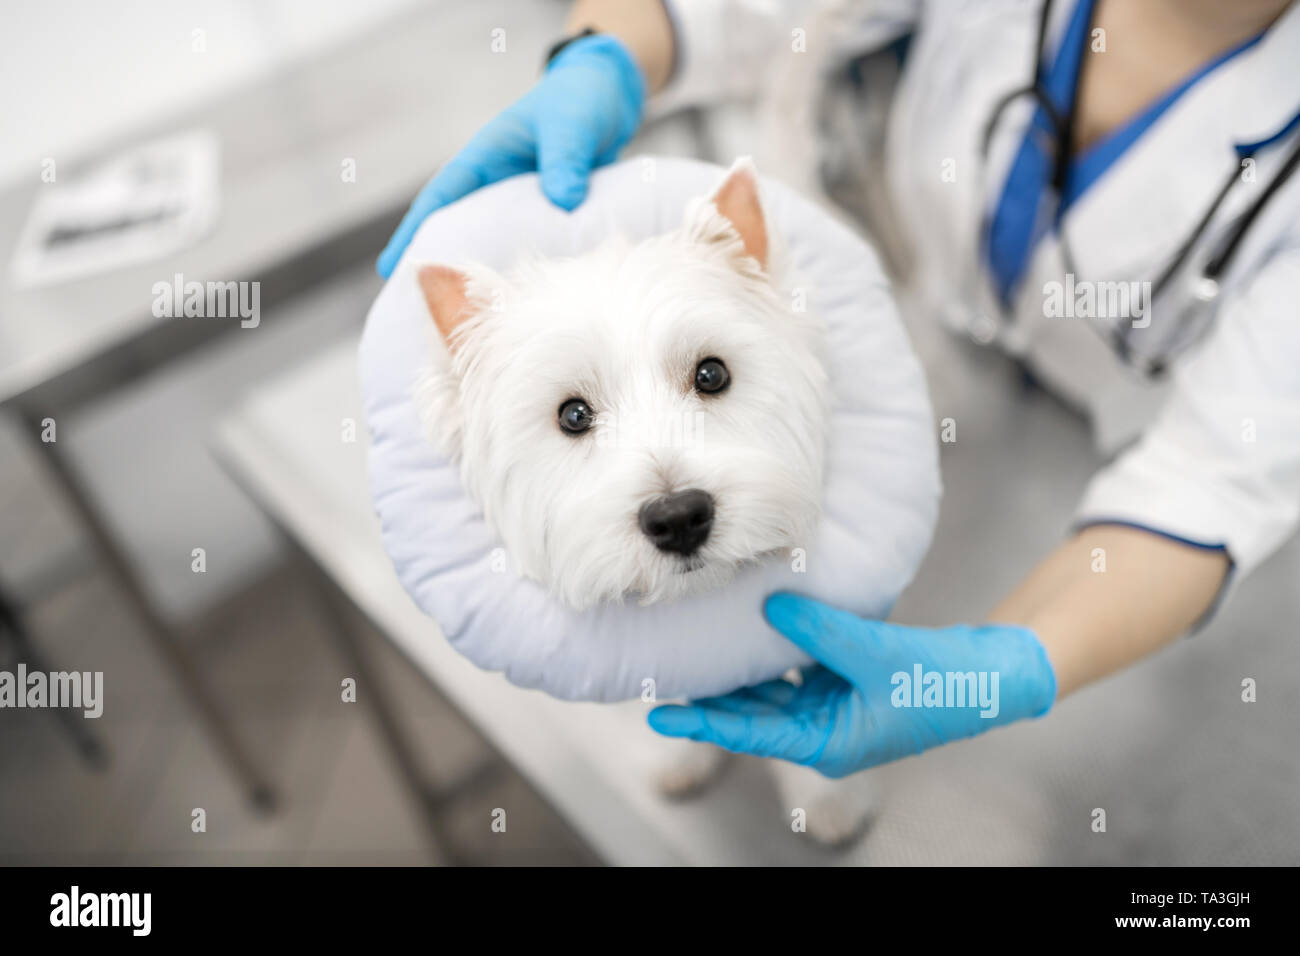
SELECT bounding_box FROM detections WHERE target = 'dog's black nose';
[638,489,714,556]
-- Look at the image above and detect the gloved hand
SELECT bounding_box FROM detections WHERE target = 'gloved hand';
[648,593,1057,778]
[377,34,645,278]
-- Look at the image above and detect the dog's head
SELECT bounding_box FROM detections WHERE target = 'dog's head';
[415,160,828,609]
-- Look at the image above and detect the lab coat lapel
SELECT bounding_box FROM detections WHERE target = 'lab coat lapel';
[1225,2,1300,150]
[1058,3,1300,288]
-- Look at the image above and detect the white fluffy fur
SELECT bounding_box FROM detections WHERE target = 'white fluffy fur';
[413,161,876,845]
[415,162,829,611]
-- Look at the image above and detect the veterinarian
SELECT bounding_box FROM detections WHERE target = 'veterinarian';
[378,0,1300,776]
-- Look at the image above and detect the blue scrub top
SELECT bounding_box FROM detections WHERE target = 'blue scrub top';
[984,0,1266,309]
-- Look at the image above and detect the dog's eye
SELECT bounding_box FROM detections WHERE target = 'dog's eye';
[694,358,730,395]
[558,398,595,435]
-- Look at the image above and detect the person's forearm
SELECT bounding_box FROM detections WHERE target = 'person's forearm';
[988,525,1230,698]
[566,0,675,93]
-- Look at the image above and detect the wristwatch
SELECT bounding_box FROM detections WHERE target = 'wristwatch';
[543,27,597,67]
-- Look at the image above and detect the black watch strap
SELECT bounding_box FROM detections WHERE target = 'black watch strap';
[543,27,597,68]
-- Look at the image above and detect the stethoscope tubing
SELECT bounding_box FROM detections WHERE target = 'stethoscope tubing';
[978,0,1300,377]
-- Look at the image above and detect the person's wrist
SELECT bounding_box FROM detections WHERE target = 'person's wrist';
[547,33,647,126]
[996,623,1058,720]
[543,26,597,67]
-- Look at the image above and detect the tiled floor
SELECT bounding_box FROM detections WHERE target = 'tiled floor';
[0,421,596,865]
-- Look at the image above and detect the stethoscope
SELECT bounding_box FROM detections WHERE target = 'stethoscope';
[979,0,1300,379]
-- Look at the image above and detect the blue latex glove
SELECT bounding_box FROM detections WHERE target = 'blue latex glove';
[377,34,645,278]
[648,593,1057,778]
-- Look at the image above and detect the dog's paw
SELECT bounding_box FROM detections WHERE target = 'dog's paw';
[649,740,730,799]
[801,786,874,846]
[770,761,876,847]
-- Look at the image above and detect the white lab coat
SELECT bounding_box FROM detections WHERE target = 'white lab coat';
[659,0,1300,577]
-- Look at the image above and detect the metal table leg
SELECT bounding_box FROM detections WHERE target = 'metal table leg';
[285,546,467,863]
[0,582,109,769]
[15,410,277,812]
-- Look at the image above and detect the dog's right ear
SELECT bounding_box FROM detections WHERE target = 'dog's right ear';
[416,264,473,348]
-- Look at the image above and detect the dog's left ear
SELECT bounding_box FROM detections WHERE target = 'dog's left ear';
[416,264,473,348]
[690,157,769,271]
[712,159,768,268]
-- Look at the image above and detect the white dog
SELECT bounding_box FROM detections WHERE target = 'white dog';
[414,160,875,845]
